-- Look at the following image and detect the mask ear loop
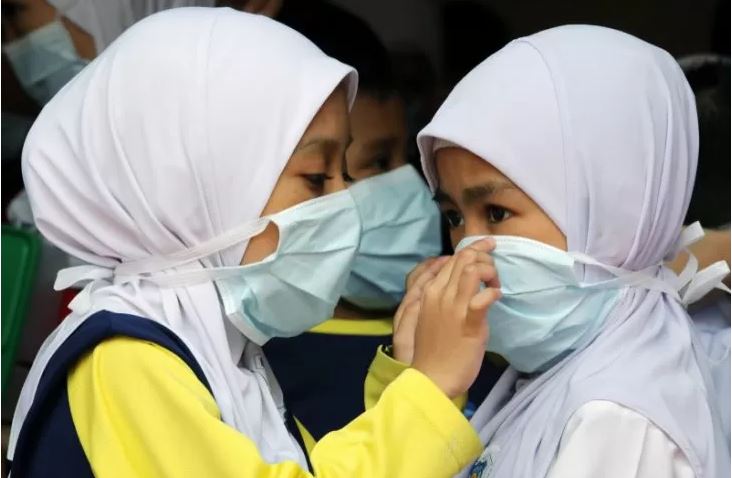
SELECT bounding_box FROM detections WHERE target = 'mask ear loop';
[51,219,270,314]
[115,219,269,277]
[568,221,730,304]
[569,251,682,299]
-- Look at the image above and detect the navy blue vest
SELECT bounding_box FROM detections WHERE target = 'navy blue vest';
[10,310,308,477]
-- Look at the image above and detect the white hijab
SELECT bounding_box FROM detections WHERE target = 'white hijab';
[419,25,728,477]
[9,7,357,466]
[48,0,216,53]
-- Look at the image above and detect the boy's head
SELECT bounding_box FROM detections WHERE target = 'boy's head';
[278,1,407,181]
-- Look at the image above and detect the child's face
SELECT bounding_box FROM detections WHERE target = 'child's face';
[434,147,567,251]
[345,93,407,181]
[241,86,351,265]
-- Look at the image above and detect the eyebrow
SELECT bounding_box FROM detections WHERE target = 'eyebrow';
[462,181,516,205]
[362,137,399,152]
[295,135,352,152]
[433,188,455,205]
[433,181,516,206]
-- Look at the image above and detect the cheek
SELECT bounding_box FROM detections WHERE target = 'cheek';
[241,223,280,265]
[325,161,346,194]
[391,150,407,169]
[272,176,317,207]
[504,212,567,250]
[449,228,464,251]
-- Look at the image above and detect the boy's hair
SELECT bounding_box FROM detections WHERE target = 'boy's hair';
[680,55,731,227]
[277,1,396,100]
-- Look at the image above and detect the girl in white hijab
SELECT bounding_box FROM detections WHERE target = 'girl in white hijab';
[407,25,729,477]
[8,8,491,477]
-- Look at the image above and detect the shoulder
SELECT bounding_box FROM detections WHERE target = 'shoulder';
[68,336,220,418]
[548,400,694,478]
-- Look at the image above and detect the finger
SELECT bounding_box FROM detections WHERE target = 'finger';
[406,258,436,289]
[454,264,483,311]
[468,287,502,317]
[442,243,495,297]
[394,299,420,335]
[406,256,449,290]
[401,256,449,311]
[426,238,495,306]
[394,292,420,329]
[465,287,501,336]
[447,237,496,282]
[466,236,496,253]
[392,300,421,364]
[396,258,445,328]
[430,248,471,291]
[475,262,500,289]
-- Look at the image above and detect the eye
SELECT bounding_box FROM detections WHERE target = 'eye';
[485,205,512,224]
[303,173,332,192]
[374,154,390,173]
[442,209,464,229]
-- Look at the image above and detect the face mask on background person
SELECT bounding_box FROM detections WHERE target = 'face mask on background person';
[4,19,89,105]
[341,164,442,310]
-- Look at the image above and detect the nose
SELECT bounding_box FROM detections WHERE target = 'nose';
[325,160,348,194]
[464,218,491,238]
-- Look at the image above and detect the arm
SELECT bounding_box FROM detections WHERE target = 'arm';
[364,345,468,411]
[69,337,482,478]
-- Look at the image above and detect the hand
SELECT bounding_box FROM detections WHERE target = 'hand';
[392,256,450,364]
[412,238,501,399]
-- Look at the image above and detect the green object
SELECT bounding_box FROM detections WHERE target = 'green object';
[2,225,41,394]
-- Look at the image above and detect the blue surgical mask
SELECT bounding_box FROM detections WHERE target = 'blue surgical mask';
[456,235,625,373]
[4,20,89,105]
[341,165,442,310]
[215,190,361,344]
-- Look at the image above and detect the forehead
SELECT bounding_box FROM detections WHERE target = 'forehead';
[349,95,405,138]
[301,87,350,138]
[434,147,511,188]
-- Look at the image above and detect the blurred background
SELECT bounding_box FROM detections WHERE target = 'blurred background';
[1,0,729,471]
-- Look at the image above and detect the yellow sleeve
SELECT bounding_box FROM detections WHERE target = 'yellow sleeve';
[364,345,468,411]
[68,337,482,478]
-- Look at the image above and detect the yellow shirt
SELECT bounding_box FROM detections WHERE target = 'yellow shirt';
[67,337,482,477]
[365,345,468,411]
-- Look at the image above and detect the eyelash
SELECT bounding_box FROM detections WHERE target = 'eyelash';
[443,209,464,229]
[303,173,333,190]
[374,155,390,172]
[485,205,512,224]
[441,204,513,229]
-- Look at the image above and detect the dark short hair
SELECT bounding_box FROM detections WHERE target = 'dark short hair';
[681,56,731,227]
[277,1,396,99]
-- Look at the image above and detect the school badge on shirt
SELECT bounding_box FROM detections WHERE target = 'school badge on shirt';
[469,444,499,478]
